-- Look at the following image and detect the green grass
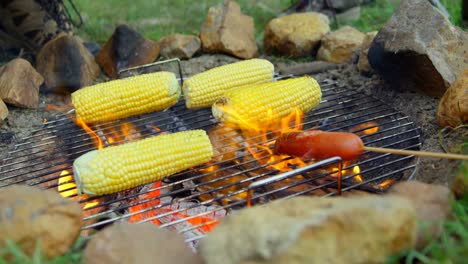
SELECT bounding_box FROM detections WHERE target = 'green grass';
[69,0,292,44]
[342,0,464,32]
[70,0,464,45]
[0,238,85,264]
[386,197,468,264]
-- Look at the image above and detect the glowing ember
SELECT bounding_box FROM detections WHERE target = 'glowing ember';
[353,166,363,183]
[57,169,99,210]
[379,179,395,188]
[57,170,76,197]
[353,121,379,135]
[129,181,220,233]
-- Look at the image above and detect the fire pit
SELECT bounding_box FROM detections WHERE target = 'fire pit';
[0,70,421,249]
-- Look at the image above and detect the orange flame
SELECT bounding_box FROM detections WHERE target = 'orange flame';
[353,121,379,136]
[73,118,103,150]
[57,169,99,209]
[239,108,307,172]
[353,166,363,183]
[379,179,395,188]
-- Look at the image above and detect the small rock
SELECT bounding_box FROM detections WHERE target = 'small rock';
[317,25,365,63]
[96,24,160,79]
[200,0,258,59]
[329,0,365,12]
[336,6,361,24]
[159,34,201,59]
[0,185,83,259]
[83,222,202,264]
[387,181,453,249]
[357,31,378,74]
[0,99,7,124]
[83,41,101,57]
[36,33,100,94]
[264,12,330,57]
[437,69,468,128]
[198,195,417,264]
[0,58,43,108]
[368,0,468,97]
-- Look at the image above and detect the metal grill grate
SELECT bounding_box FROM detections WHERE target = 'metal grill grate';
[0,76,421,248]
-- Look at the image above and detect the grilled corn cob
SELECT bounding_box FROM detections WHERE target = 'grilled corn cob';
[212,76,322,129]
[182,59,275,109]
[72,71,181,124]
[73,130,213,196]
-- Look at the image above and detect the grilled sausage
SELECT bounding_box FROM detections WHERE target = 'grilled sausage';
[274,130,364,161]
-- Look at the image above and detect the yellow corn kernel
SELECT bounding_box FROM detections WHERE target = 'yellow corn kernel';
[73,130,213,196]
[182,59,275,109]
[212,76,322,129]
[72,71,180,124]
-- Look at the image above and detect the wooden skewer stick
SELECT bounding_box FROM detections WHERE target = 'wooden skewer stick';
[363,146,468,161]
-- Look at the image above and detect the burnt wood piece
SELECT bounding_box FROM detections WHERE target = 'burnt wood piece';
[96,24,160,79]
[0,58,43,108]
[36,33,100,94]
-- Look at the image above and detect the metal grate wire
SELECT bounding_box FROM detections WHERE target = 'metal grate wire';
[0,77,421,247]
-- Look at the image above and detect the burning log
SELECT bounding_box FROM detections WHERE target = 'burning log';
[0,185,83,260]
[0,58,43,108]
[83,223,202,264]
[96,24,160,79]
[198,195,417,264]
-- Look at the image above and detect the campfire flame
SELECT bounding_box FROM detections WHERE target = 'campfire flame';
[240,108,308,172]
[378,179,395,188]
[57,169,99,209]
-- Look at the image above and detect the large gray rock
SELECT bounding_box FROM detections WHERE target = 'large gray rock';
[368,0,468,97]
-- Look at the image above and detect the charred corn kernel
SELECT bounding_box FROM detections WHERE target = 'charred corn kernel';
[212,76,322,129]
[72,71,181,124]
[73,130,213,196]
[182,59,275,109]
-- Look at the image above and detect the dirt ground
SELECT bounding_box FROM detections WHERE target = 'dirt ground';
[0,53,465,187]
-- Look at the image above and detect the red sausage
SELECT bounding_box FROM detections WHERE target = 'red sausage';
[273,130,364,161]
